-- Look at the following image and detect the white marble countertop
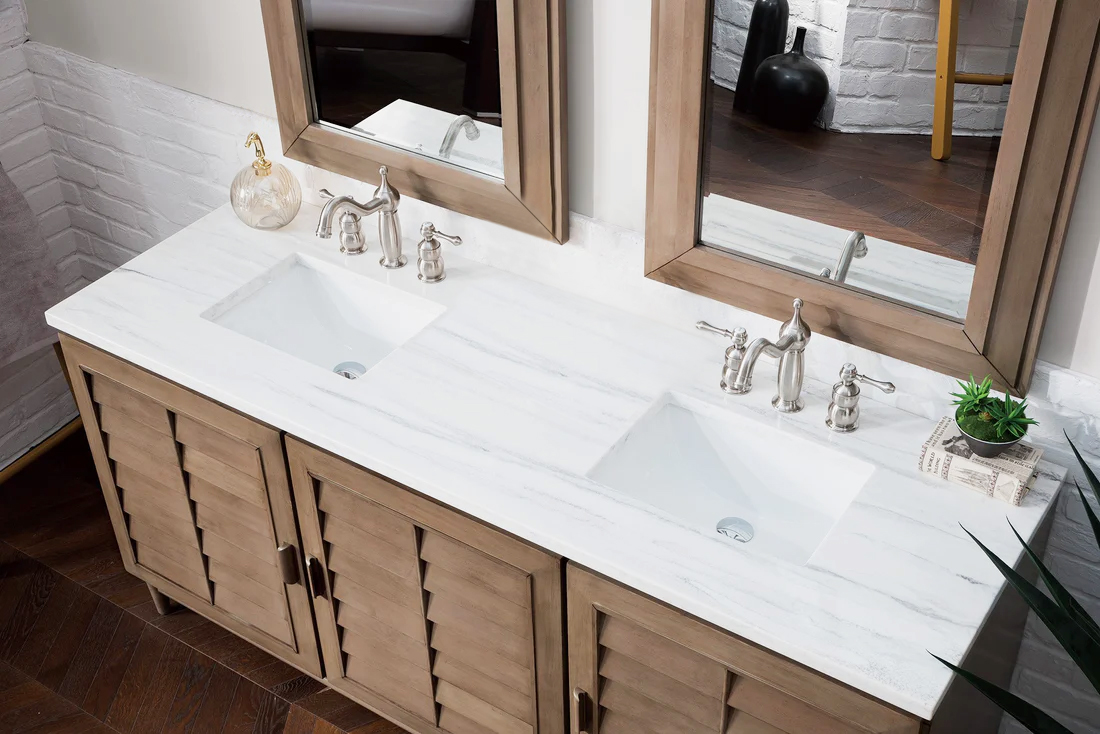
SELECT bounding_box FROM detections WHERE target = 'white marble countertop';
[46,204,1065,720]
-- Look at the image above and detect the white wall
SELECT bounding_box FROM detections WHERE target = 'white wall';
[1038,113,1100,378]
[24,0,277,119]
[0,0,77,471]
[23,0,651,232]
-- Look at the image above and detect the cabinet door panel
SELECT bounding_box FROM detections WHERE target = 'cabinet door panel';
[60,335,321,676]
[296,477,438,724]
[286,436,565,734]
[567,564,921,734]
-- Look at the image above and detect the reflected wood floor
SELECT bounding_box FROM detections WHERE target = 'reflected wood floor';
[704,83,1000,263]
[0,434,404,734]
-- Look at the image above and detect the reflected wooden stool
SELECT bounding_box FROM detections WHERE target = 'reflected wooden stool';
[932,0,1014,161]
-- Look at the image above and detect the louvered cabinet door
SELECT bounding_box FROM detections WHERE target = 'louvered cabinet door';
[567,565,923,734]
[60,335,321,676]
[286,437,565,734]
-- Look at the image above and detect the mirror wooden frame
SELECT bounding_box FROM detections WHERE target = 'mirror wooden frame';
[645,0,1100,393]
[258,0,568,242]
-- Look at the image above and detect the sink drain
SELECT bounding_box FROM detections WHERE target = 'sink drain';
[333,361,366,380]
[716,517,754,543]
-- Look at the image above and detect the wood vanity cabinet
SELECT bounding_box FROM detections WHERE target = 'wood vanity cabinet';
[284,437,566,734]
[61,336,939,734]
[58,335,322,675]
[566,565,923,734]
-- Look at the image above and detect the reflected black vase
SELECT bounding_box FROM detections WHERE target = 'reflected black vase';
[732,0,789,112]
[752,27,829,131]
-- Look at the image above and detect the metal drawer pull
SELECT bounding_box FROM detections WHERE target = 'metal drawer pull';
[305,555,328,599]
[276,543,300,585]
[572,687,591,734]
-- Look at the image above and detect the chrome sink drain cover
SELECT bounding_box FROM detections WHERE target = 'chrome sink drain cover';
[333,361,366,380]
[716,517,754,543]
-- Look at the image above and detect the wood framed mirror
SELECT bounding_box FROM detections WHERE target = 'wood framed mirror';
[646,0,1100,393]
[259,0,567,242]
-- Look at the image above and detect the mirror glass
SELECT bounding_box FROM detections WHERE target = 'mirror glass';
[300,0,504,179]
[700,0,1027,321]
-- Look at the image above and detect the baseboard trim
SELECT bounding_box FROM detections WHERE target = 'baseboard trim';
[0,416,83,486]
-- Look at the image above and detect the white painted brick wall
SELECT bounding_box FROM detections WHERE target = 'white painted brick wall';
[711,0,1024,133]
[833,0,1024,133]
[10,40,1100,729]
[711,0,847,123]
[0,0,75,471]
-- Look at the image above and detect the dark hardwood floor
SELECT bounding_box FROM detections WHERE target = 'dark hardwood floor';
[703,83,1000,263]
[0,434,404,734]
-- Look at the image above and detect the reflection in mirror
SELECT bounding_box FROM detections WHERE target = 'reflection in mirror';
[300,0,504,179]
[700,0,1026,321]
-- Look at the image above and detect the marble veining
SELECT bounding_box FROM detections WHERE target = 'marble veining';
[46,204,1065,720]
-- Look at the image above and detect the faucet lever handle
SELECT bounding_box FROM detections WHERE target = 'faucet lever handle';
[696,321,747,347]
[857,373,896,394]
[319,189,334,200]
[839,363,895,394]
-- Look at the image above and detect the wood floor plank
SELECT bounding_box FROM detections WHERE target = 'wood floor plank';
[11,578,78,676]
[190,664,240,734]
[133,636,193,733]
[160,648,217,734]
[281,705,320,734]
[252,690,291,734]
[220,679,266,734]
[81,610,145,720]
[34,588,99,691]
[57,598,123,704]
[104,624,170,732]
[0,565,57,663]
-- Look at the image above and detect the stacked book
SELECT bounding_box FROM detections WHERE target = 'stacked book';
[918,417,1043,506]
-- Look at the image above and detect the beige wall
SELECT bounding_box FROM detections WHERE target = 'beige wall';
[24,0,277,118]
[21,0,1100,379]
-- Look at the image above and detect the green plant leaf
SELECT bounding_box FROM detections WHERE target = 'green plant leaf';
[1073,480,1100,555]
[931,654,1074,733]
[962,525,1100,696]
[1067,434,1100,503]
[1008,520,1100,646]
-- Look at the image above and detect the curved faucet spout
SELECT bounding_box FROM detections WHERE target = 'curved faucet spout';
[439,115,480,159]
[728,337,783,393]
[820,231,868,282]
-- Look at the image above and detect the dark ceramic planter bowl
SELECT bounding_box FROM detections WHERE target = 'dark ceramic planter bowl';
[954,417,1024,458]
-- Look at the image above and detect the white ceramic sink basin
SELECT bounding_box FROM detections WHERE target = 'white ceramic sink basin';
[203,254,445,378]
[588,393,875,565]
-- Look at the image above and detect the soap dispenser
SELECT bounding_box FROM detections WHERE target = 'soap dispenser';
[230,132,302,230]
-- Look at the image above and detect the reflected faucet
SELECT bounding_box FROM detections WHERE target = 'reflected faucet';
[729,299,812,413]
[439,115,480,159]
[820,231,868,283]
[315,166,404,267]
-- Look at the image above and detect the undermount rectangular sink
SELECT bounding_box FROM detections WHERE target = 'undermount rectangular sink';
[588,393,874,565]
[203,254,445,378]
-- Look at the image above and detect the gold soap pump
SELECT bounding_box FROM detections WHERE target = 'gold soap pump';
[229,132,302,230]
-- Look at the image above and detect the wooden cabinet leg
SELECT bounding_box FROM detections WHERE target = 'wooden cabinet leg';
[148,584,179,615]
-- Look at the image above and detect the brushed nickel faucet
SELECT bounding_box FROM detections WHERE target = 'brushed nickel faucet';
[439,115,480,159]
[316,166,404,267]
[697,299,812,413]
[826,363,895,432]
[820,231,868,283]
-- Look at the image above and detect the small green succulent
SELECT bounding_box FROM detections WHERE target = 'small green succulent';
[951,374,1038,442]
[950,374,994,415]
[987,392,1038,440]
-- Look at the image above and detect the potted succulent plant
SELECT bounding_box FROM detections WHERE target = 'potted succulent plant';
[951,375,1038,458]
